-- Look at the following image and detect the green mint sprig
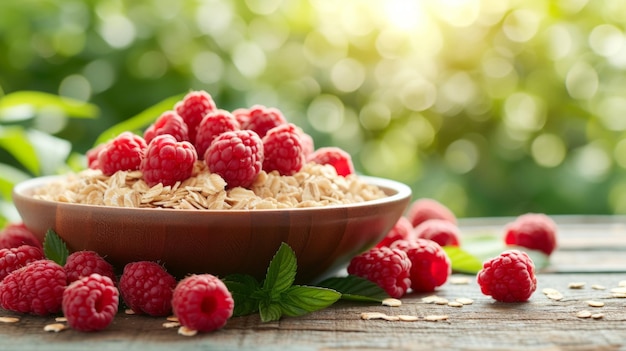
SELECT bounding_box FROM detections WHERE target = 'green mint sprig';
[42,229,69,266]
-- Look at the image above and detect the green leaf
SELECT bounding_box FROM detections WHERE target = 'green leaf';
[279,285,341,317]
[0,163,30,200]
[43,229,69,266]
[94,93,184,146]
[0,126,41,175]
[258,300,283,322]
[316,275,389,302]
[0,91,98,121]
[222,274,262,317]
[263,242,297,296]
[443,246,484,274]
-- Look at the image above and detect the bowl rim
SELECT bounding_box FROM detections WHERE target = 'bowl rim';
[12,174,412,214]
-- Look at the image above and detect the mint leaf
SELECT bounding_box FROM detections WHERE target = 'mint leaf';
[222,274,262,317]
[279,285,341,317]
[316,275,389,302]
[263,242,297,296]
[259,300,283,322]
[443,246,484,274]
[43,229,69,266]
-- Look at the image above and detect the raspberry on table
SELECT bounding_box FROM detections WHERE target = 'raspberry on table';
[0,245,44,281]
[391,238,451,292]
[262,123,306,176]
[347,246,412,298]
[405,198,457,228]
[307,147,355,177]
[143,110,189,144]
[0,222,43,250]
[376,216,416,248]
[477,249,537,302]
[172,274,234,333]
[194,109,241,160]
[504,213,558,255]
[62,273,119,332]
[204,130,264,189]
[413,219,462,247]
[64,250,116,284]
[0,259,67,315]
[174,90,217,144]
[118,261,177,317]
[240,105,287,138]
[140,134,198,187]
[97,131,148,176]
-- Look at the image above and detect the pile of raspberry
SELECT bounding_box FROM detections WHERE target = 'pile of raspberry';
[88,90,355,189]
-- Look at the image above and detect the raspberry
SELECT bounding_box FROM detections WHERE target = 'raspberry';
[143,110,189,144]
[172,274,234,333]
[86,143,105,170]
[376,216,416,248]
[347,247,412,298]
[240,105,287,138]
[504,213,558,255]
[298,130,315,157]
[118,261,177,316]
[391,239,451,292]
[140,134,198,187]
[205,130,264,189]
[0,259,67,315]
[413,219,461,247]
[307,147,355,177]
[231,107,250,127]
[174,91,217,144]
[97,132,148,176]
[194,109,240,160]
[0,222,42,250]
[62,273,119,332]
[0,245,45,281]
[262,123,305,176]
[406,198,457,228]
[477,249,537,302]
[64,251,116,284]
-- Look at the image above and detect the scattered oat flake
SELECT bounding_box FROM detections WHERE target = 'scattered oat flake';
[591,313,604,319]
[619,280,626,287]
[610,287,626,294]
[421,295,441,304]
[542,288,560,295]
[0,317,20,323]
[55,316,67,322]
[591,284,606,291]
[568,282,586,289]
[449,277,470,285]
[586,300,605,307]
[44,323,66,333]
[612,292,626,298]
[163,321,181,329]
[447,301,463,308]
[360,312,387,320]
[178,326,198,336]
[166,316,179,322]
[576,310,592,318]
[125,309,136,315]
[382,298,402,307]
[424,315,448,322]
[546,292,564,301]
[397,315,420,322]
[456,298,474,305]
[434,298,449,305]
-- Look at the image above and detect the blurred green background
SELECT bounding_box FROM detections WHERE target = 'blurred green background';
[2,0,626,224]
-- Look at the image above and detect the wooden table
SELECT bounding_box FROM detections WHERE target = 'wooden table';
[2,215,626,351]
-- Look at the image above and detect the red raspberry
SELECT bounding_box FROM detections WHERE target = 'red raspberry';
[413,219,461,247]
[140,134,198,187]
[62,273,119,332]
[0,259,67,315]
[172,274,234,333]
[0,245,45,281]
[391,239,451,292]
[477,249,537,302]
[307,147,355,177]
[143,110,189,144]
[376,216,416,248]
[406,198,457,228]
[504,213,558,255]
[86,143,105,170]
[194,109,240,160]
[97,132,147,176]
[174,91,217,144]
[0,222,42,250]
[205,130,264,189]
[231,107,250,127]
[64,251,116,284]
[240,105,287,138]
[262,123,305,176]
[347,247,412,298]
[298,130,315,157]
[118,261,177,316]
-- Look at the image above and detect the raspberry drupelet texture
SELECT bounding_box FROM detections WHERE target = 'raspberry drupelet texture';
[504,213,558,255]
[118,261,177,316]
[0,259,67,315]
[194,109,241,160]
[174,90,217,144]
[477,249,537,302]
[0,245,44,281]
[376,216,416,248]
[262,123,306,176]
[413,219,462,247]
[0,222,42,250]
[64,250,116,284]
[240,105,287,138]
[140,134,198,187]
[86,143,106,170]
[307,147,355,177]
[143,110,189,144]
[391,238,451,292]
[97,132,148,176]
[62,273,119,332]
[172,274,234,333]
[347,247,412,298]
[297,129,315,157]
[204,130,264,189]
[405,198,457,228]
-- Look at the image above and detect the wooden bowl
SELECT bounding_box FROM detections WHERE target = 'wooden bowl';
[12,175,411,283]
